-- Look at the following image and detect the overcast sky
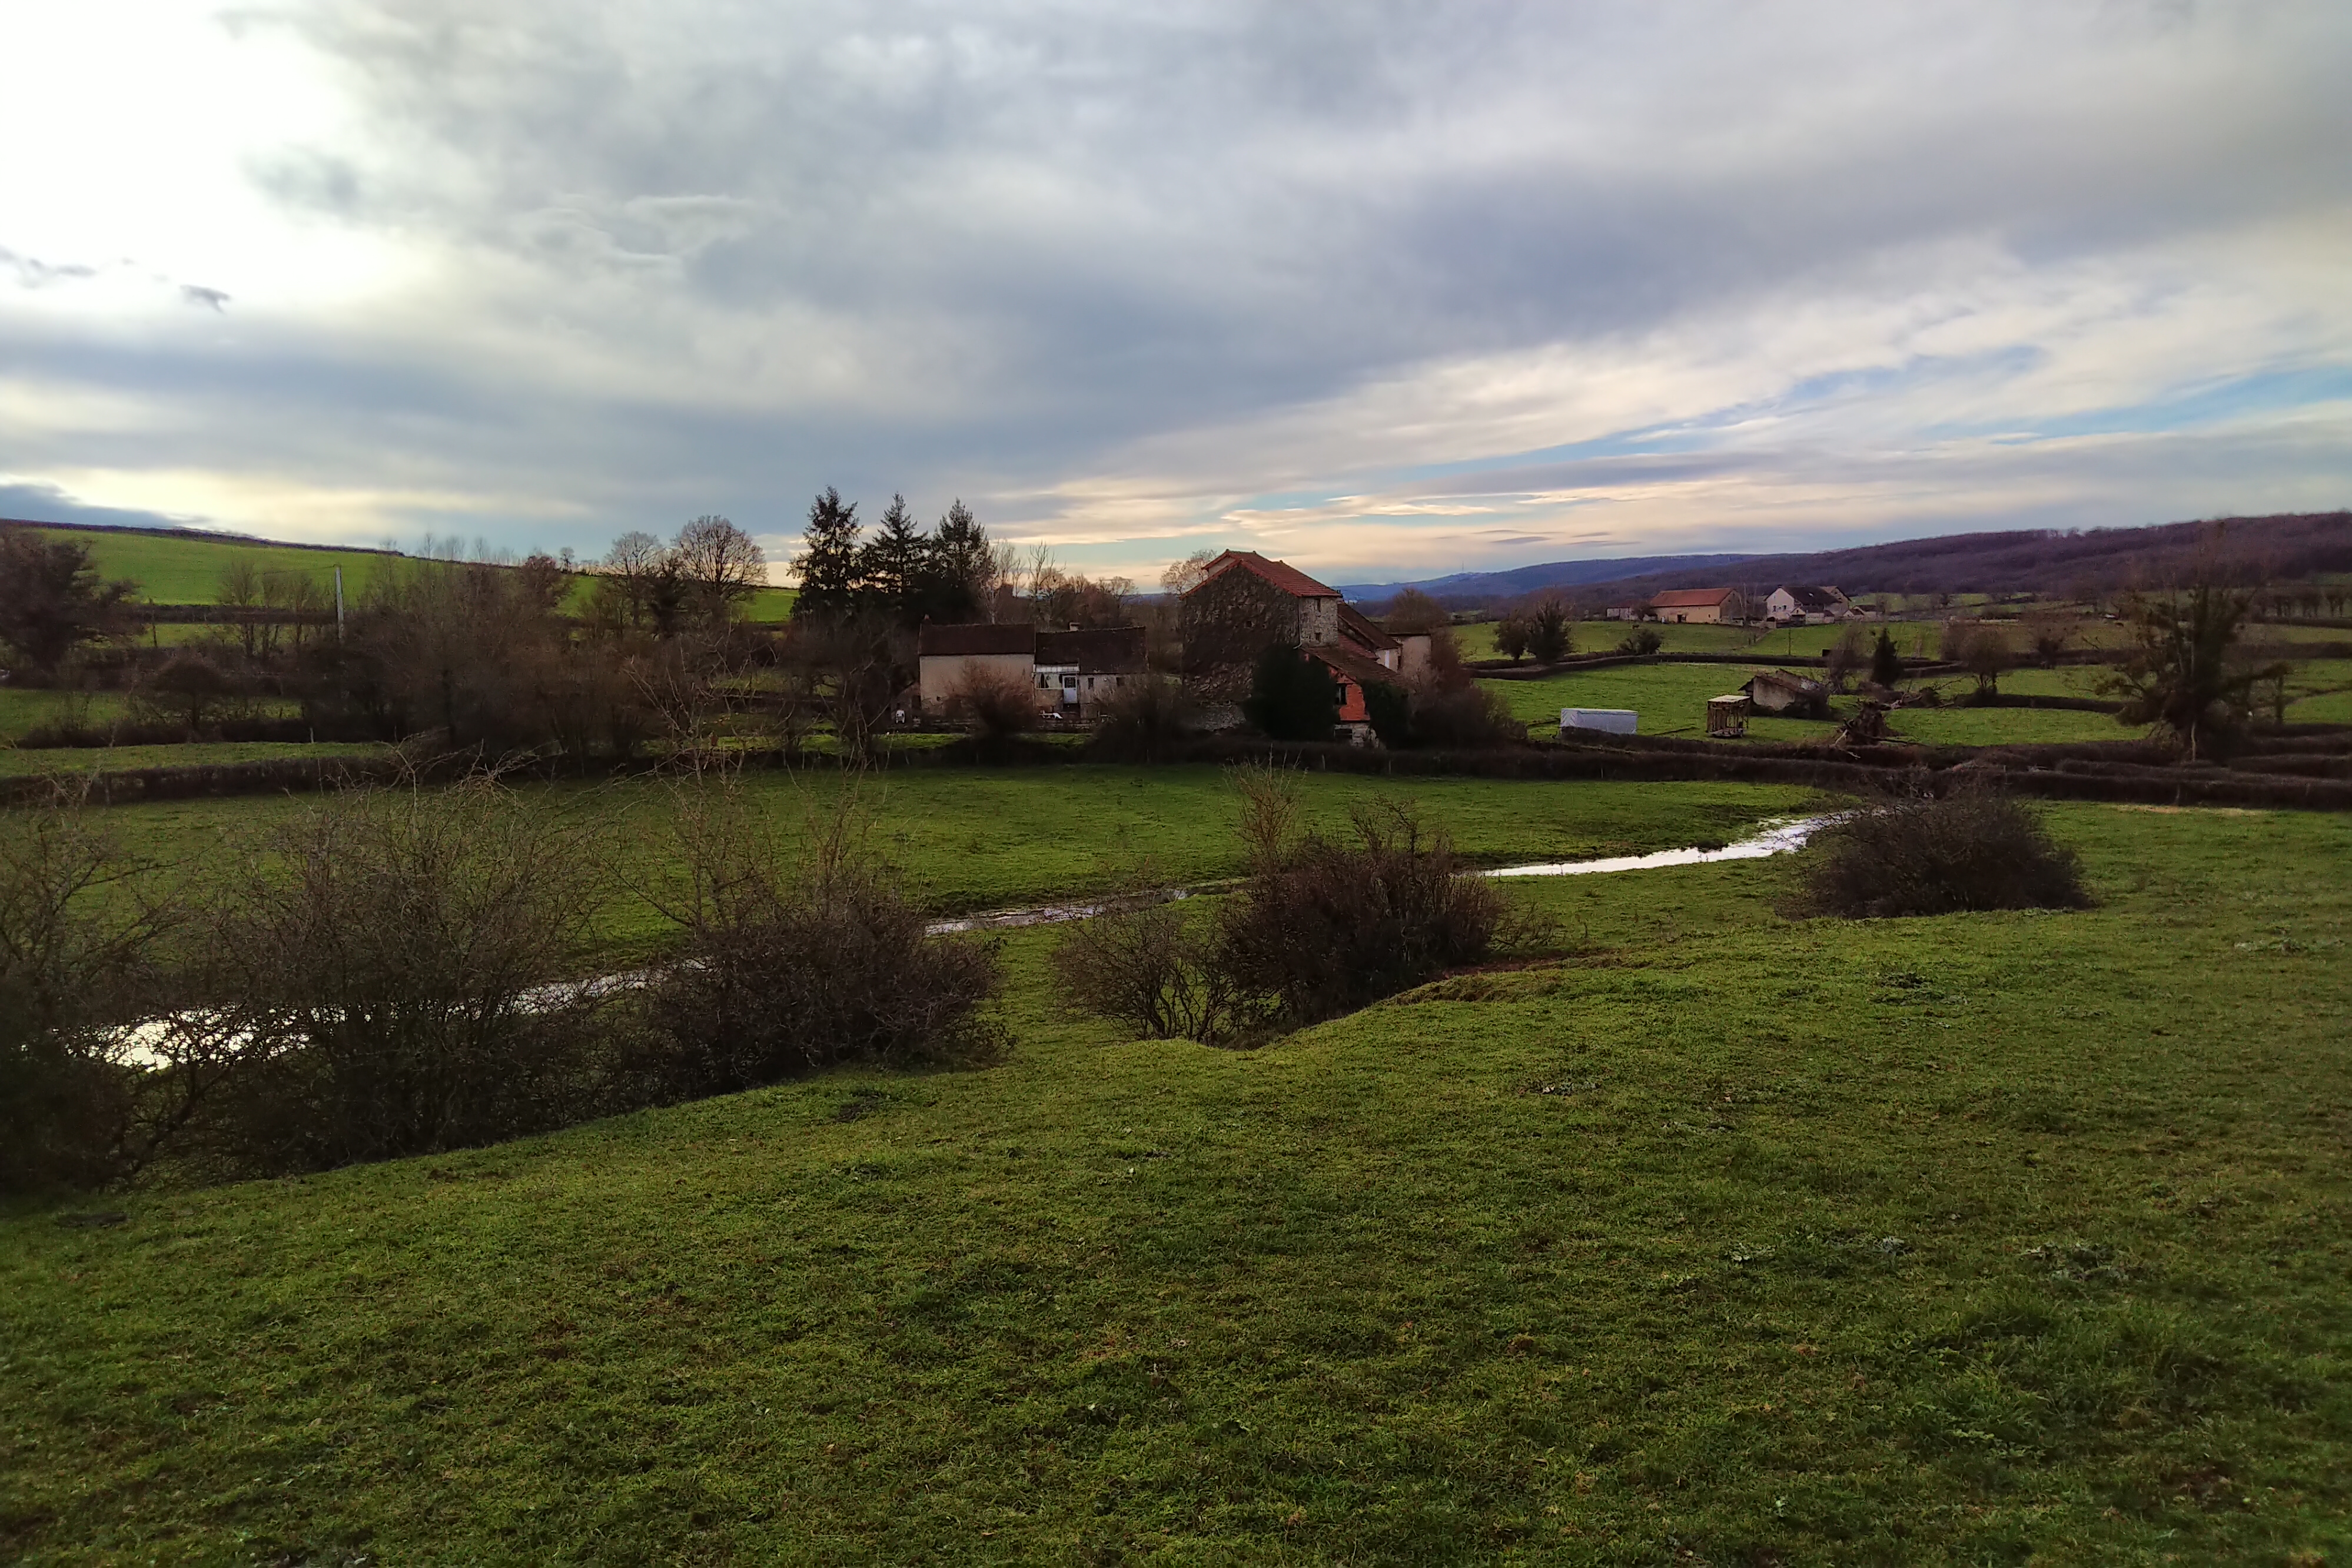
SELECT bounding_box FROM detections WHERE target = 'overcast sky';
[4,1,2348,583]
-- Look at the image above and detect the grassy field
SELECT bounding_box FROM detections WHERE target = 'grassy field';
[24,525,798,623]
[1460,622,1761,662]
[0,689,137,742]
[89,769,1826,960]
[1479,662,2175,747]
[28,527,410,604]
[5,798,2348,1562]
[1481,665,1843,742]
[0,740,391,779]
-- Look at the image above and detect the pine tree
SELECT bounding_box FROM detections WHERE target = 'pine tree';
[919,499,991,624]
[859,494,925,624]
[1870,627,1903,687]
[790,488,863,623]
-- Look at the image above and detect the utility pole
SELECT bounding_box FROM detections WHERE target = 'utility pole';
[334,566,345,645]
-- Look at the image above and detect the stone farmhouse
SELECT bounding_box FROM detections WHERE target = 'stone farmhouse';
[1765,585,1856,624]
[1178,550,1429,683]
[916,623,1148,719]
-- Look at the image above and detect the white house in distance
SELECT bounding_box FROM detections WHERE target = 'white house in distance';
[1645,587,1745,624]
[916,623,1148,718]
[1765,585,1856,624]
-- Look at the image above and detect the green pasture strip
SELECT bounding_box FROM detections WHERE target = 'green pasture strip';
[0,689,136,742]
[1,690,307,743]
[1460,620,1763,662]
[1481,664,1842,741]
[742,584,798,622]
[1885,706,2145,747]
[1972,665,2113,699]
[0,741,391,779]
[2281,659,2352,726]
[86,771,1824,962]
[28,527,406,605]
[5,805,2348,1562]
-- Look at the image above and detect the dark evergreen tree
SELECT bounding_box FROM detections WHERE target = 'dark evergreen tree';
[0,531,135,674]
[1242,644,1341,741]
[919,499,991,624]
[1870,627,1903,687]
[790,489,863,623]
[859,495,924,624]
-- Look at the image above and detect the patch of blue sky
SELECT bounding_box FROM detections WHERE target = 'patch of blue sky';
[1929,365,2352,444]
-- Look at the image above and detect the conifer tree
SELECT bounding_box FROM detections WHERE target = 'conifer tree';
[790,489,863,623]
[859,494,925,623]
[922,499,992,624]
[1870,627,1903,687]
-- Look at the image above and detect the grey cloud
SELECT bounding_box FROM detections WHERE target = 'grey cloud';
[11,1,2350,567]
[1,246,99,287]
[181,285,231,311]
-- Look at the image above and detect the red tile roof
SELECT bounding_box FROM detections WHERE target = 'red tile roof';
[1337,602,1401,652]
[918,622,1036,657]
[1190,550,1339,600]
[1036,626,1147,673]
[1648,587,1739,609]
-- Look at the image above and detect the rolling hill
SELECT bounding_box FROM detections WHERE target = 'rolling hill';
[1345,511,2352,609]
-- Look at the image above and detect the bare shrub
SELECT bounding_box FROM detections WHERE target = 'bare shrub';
[1217,793,1516,1027]
[1401,683,1527,749]
[1795,788,2092,920]
[130,648,245,734]
[1059,767,1530,1042]
[1940,619,2011,697]
[1088,675,1197,761]
[0,801,181,1191]
[634,776,1002,1095]
[1049,896,1241,1042]
[194,774,614,1175]
[953,666,1041,749]
[1616,627,1663,656]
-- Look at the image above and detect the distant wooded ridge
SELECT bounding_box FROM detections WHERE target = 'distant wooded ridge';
[1341,511,2352,609]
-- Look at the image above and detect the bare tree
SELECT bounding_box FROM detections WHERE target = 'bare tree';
[1160,549,1219,599]
[673,516,766,628]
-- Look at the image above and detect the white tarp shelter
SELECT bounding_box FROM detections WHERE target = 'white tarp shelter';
[1561,708,1638,735]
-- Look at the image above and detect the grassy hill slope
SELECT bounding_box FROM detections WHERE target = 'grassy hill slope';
[14,523,797,622]
[5,800,2348,1563]
[16,524,410,604]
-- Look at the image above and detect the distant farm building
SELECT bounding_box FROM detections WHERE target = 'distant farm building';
[1743,668,1831,719]
[1765,585,1856,624]
[917,623,1147,719]
[1645,587,1745,624]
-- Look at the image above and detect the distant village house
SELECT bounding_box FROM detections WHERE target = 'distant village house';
[916,623,1147,718]
[1765,585,1856,624]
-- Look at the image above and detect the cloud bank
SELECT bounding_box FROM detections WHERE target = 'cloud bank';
[2,1,2347,579]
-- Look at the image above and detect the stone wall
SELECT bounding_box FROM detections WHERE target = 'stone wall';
[1181,569,1306,674]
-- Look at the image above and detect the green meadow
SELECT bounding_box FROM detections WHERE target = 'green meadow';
[1481,664,1842,742]
[22,526,797,622]
[28,527,409,605]
[5,792,2348,1563]
[91,769,1823,959]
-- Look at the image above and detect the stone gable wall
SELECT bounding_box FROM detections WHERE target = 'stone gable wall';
[1181,569,1307,674]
